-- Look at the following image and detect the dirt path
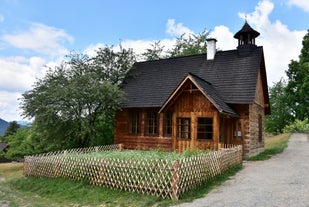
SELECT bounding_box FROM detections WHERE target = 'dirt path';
[176,133,309,207]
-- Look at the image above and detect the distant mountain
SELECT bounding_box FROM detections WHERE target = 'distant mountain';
[0,118,9,136]
[0,119,31,136]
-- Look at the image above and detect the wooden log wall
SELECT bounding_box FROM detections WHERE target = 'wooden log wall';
[169,90,220,152]
[114,108,173,151]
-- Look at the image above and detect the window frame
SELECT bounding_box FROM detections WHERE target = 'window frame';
[177,118,191,140]
[164,112,173,137]
[197,117,213,140]
[145,111,158,136]
[233,120,242,140]
[129,112,140,135]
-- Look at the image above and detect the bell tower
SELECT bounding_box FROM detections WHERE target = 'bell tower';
[234,22,260,48]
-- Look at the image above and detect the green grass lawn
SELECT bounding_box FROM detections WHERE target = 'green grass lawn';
[0,162,242,207]
[0,134,290,206]
[248,133,290,161]
[0,148,244,207]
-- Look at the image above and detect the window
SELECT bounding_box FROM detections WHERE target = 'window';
[258,114,263,142]
[177,118,190,139]
[145,112,158,135]
[129,112,140,134]
[233,120,242,140]
[164,113,173,136]
[197,118,213,140]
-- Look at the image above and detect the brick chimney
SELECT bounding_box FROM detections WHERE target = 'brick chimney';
[206,38,217,60]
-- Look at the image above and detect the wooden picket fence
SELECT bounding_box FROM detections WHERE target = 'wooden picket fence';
[24,144,242,200]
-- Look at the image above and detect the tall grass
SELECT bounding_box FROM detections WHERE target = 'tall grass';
[248,133,290,161]
[67,149,208,160]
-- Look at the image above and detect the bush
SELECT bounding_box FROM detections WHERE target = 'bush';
[283,119,309,133]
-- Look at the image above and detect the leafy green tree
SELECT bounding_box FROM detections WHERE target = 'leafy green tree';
[141,41,165,61]
[92,45,136,86]
[285,30,309,121]
[168,30,209,58]
[91,113,115,146]
[141,30,209,61]
[20,46,135,149]
[5,127,48,160]
[265,79,293,133]
[3,121,20,139]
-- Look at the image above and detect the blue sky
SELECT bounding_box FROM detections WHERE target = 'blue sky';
[0,0,309,121]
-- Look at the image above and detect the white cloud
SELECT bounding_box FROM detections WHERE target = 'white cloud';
[84,19,192,58]
[0,23,73,121]
[120,39,175,57]
[84,38,177,62]
[209,25,236,51]
[84,43,106,57]
[2,23,74,57]
[84,41,154,58]
[0,54,65,121]
[239,0,306,85]
[0,90,22,122]
[166,19,193,37]
[287,0,309,12]
[0,56,46,92]
[85,19,195,61]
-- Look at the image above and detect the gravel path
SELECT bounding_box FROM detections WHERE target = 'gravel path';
[175,133,309,207]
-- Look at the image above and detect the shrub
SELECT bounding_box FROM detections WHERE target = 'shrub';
[283,119,309,133]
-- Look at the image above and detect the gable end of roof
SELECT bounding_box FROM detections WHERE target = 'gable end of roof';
[159,73,238,116]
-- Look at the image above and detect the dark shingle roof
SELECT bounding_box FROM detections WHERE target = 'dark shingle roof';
[121,46,268,112]
[188,73,238,116]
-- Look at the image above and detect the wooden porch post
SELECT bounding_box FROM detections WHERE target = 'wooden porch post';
[172,112,177,151]
[213,111,219,150]
[158,113,164,137]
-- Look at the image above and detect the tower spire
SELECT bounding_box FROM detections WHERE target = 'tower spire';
[234,22,260,47]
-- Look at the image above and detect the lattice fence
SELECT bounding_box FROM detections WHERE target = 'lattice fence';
[24,144,242,200]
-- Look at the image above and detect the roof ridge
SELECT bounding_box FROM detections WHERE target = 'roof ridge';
[188,72,212,85]
[135,53,206,64]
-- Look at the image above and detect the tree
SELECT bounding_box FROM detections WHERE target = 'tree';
[140,30,209,61]
[168,30,209,58]
[5,126,49,160]
[141,41,165,61]
[20,46,135,149]
[285,30,309,121]
[265,79,293,133]
[92,45,136,86]
[3,121,20,138]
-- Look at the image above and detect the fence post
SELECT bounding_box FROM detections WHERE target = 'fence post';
[119,144,124,152]
[171,160,180,200]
